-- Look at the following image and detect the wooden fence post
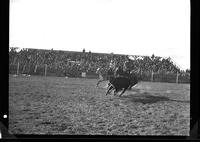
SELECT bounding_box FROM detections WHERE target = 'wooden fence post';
[176,72,179,83]
[22,64,26,74]
[44,64,47,76]
[151,70,154,82]
[17,62,19,75]
[34,64,38,73]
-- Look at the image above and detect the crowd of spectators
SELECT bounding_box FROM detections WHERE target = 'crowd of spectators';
[9,47,190,78]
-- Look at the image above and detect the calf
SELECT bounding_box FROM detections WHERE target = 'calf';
[106,77,131,96]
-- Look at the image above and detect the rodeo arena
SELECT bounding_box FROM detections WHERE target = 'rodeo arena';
[9,47,190,136]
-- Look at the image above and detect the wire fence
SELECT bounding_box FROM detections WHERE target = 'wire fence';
[9,63,190,84]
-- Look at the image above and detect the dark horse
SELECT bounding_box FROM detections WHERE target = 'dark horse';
[106,77,131,96]
[105,68,140,96]
[114,67,140,89]
[96,65,140,96]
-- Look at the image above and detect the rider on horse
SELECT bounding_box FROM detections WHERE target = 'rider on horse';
[123,57,132,74]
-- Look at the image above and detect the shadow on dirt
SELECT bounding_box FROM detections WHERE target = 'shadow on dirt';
[119,91,190,104]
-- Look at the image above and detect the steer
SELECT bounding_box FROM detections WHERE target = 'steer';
[106,77,131,97]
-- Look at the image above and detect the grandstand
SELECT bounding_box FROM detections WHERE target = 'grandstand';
[9,47,190,83]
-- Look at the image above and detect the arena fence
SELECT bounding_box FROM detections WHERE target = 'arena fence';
[142,71,190,84]
[9,64,190,83]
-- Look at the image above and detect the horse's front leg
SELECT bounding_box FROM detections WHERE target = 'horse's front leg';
[119,88,127,97]
[106,85,113,95]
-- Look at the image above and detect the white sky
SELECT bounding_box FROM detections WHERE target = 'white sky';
[9,0,190,70]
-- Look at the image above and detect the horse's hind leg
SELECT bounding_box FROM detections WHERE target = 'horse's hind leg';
[114,88,120,96]
[128,85,132,90]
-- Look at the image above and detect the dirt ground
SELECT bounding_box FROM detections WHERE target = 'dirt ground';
[9,75,190,135]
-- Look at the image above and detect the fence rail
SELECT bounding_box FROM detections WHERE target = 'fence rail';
[9,64,190,83]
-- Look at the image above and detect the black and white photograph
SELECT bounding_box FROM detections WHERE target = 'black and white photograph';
[9,0,190,136]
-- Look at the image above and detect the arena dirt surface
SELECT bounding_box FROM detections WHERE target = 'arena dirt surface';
[9,75,190,135]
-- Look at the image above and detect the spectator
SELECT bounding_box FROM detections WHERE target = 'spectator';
[9,47,183,78]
